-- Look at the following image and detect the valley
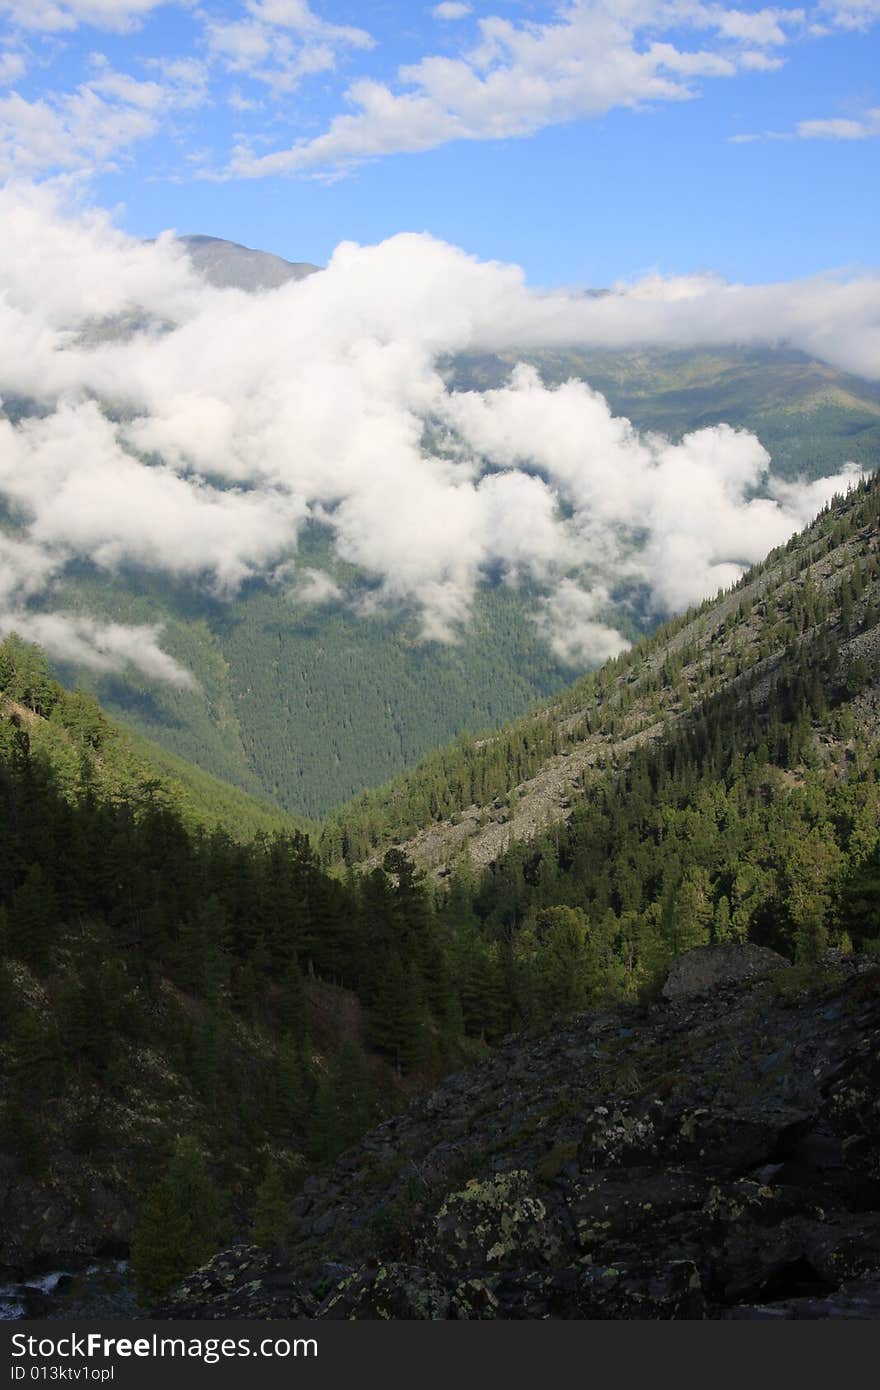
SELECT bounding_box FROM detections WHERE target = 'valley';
[2,472,879,1317]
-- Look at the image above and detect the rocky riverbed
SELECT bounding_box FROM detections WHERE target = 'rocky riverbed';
[0,1258,139,1320]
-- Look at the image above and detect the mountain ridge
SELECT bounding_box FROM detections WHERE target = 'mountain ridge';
[5,234,880,822]
[321,474,880,876]
[177,235,320,292]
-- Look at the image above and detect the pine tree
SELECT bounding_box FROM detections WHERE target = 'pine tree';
[252,1161,291,1248]
[277,960,309,1046]
[130,1137,225,1302]
[307,1071,340,1166]
[332,1039,373,1148]
[8,864,57,975]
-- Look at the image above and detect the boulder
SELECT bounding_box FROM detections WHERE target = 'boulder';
[662,943,788,1000]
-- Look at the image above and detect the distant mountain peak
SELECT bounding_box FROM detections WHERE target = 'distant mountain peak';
[178,234,320,292]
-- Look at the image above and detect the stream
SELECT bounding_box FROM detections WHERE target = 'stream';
[0,1258,140,1320]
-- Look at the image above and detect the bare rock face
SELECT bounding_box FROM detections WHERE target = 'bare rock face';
[662,943,789,1000]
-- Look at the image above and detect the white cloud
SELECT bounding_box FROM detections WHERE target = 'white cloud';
[89,54,208,111]
[7,610,196,686]
[0,531,194,686]
[0,50,208,179]
[205,0,372,96]
[797,108,880,138]
[225,0,805,178]
[0,0,172,32]
[536,580,630,667]
[816,0,880,30]
[284,566,344,605]
[0,51,27,85]
[0,188,870,679]
[701,5,805,46]
[735,105,880,142]
[433,2,473,18]
[0,87,159,177]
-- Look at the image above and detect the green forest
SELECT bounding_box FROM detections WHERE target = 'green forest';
[321,473,880,865]
[2,474,880,1299]
[47,557,576,820]
[32,348,880,829]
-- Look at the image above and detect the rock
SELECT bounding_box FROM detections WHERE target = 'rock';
[156,1246,316,1320]
[319,1264,451,1320]
[427,1172,563,1274]
[662,943,788,1000]
[160,959,880,1321]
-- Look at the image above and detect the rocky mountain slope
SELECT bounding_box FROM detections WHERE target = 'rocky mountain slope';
[160,949,880,1319]
[177,236,319,292]
[324,472,880,875]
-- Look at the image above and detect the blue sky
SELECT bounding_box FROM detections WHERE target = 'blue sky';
[1,1,878,285]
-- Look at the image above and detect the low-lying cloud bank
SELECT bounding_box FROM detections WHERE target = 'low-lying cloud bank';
[0,185,874,682]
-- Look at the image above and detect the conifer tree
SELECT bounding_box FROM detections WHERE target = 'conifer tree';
[130,1137,225,1302]
[252,1161,291,1248]
[8,864,57,975]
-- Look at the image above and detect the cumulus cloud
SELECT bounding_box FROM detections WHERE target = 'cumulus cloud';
[0,47,208,180]
[536,580,630,667]
[225,0,808,178]
[205,0,373,96]
[0,51,26,85]
[432,3,473,18]
[0,186,871,678]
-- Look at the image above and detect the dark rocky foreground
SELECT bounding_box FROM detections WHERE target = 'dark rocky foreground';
[160,951,880,1320]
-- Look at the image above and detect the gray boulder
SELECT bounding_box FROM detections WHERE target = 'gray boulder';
[662,943,788,1000]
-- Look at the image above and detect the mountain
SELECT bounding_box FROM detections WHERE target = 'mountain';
[41,343,880,823]
[2,468,878,1318]
[450,344,880,483]
[177,236,320,292]
[46,563,574,820]
[5,236,880,824]
[158,472,880,1322]
[0,634,312,843]
[322,472,880,877]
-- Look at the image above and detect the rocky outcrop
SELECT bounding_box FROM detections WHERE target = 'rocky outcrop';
[662,943,789,1000]
[160,956,880,1320]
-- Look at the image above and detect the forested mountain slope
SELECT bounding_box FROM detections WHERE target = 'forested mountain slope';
[48,564,572,820]
[3,478,880,1318]
[46,350,880,822]
[7,234,876,822]
[323,472,880,880]
[0,634,312,843]
[157,477,880,1323]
